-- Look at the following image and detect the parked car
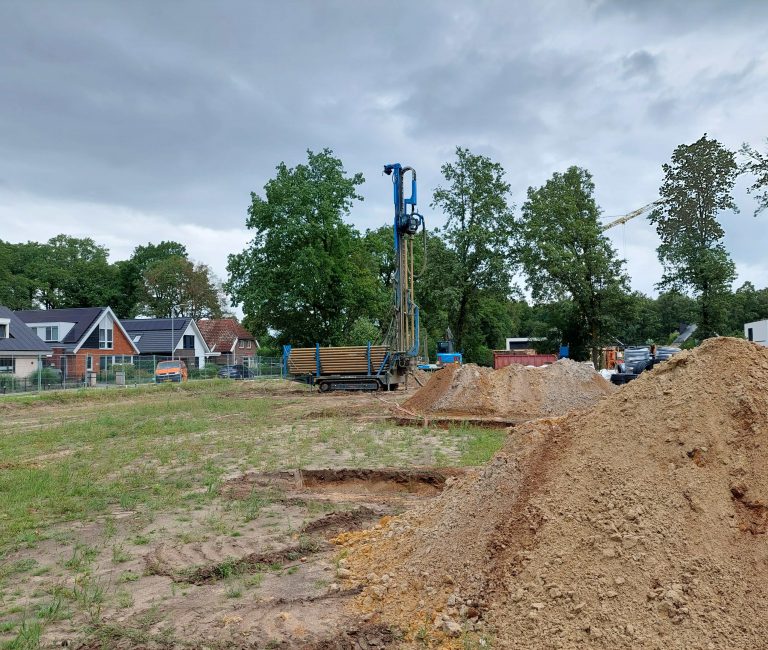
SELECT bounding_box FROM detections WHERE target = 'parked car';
[155,360,188,383]
[217,364,254,379]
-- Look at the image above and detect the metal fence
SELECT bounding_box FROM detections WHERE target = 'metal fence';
[0,352,283,395]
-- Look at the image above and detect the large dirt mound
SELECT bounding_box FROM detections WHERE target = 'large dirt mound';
[404,359,614,420]
[337,338,768,648]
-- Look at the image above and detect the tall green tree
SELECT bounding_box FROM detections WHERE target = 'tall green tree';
[649,134,739,338]
[226,149,378,346]
[132,241,189,272]
[654,290,699,341]
[741,139,768,215]
[518,166,629,365]
[112,241,191,317]
[0,240,46,309]
[725,282,768,335]
[0,236,121,309]
[431,147,517,361]
[140,256,224,319]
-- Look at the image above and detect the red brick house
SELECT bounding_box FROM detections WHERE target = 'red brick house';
[197,318,259,365]
[15,307,140,380]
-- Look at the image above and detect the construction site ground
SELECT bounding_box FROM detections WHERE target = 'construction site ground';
[0,379,504,649]
[6,345,757,650]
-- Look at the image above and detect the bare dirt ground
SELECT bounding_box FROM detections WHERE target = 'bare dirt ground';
[0,359,642,649]
[404,360,615,422]
[0,379,491,649]
[338,338,768,649]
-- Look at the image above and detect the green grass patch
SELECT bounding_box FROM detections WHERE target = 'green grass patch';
[449,425,507,465]
[1,380,506,560]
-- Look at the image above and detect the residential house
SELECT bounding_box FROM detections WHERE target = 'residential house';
[745,320,768,347]
[197,318,259,365]
[121,318,212,368]
[0,305,52,378]
[15,307,139,379]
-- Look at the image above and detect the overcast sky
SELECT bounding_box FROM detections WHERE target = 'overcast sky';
[1,0,767,298]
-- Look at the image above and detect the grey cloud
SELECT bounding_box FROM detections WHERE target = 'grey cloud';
[622,50,658,81]
[1,0,767,297]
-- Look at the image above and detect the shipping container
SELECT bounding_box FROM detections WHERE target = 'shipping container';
[493,351,557,369]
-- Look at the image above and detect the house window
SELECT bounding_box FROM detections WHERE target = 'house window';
[246,340,252,349]
[99,325,113,349]
[183,335,195,349]
[238,340,245,349]
[0,324,7,339]
[0,357,14,373]
[37,326,58,342]
[748,328,754,342]
[86,355,93,371]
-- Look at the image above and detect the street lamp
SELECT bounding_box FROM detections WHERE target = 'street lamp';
[170,309,175,361]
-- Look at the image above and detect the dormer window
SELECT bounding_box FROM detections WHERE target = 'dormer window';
[0,319,8,339]
[36,326,58,342]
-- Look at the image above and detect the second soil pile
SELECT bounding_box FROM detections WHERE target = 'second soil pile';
[404,359,615,420]
[337,338,768,649]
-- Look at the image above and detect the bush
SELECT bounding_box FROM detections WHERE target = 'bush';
[189,366,219,380]
[0,373,16,390]
[29,368,64,387]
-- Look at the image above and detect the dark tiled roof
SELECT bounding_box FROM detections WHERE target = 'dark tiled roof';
[197,318,257,352]
[121,318,193,354]
[0,306,52,353]
[14,307,103,345]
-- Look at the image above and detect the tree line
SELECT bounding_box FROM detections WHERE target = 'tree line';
[0,238,226,319]
[2,135,766,363]
[227,136,768,363]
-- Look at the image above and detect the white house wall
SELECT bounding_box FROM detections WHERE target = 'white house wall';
[13,356,40,378]
[745,320,768,345]
[176,322,206,368]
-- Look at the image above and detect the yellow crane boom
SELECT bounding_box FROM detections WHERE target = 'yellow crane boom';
[601,200,663,231]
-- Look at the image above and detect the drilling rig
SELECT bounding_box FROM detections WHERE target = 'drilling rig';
[282,162,426,391]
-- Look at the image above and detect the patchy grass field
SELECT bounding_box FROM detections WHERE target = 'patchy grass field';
[0,379,505,649]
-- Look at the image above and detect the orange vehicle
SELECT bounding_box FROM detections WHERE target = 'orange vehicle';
[155,360,188,383]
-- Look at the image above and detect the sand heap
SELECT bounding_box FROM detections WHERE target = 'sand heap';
[404,359,615,420]
[337,338,768,649]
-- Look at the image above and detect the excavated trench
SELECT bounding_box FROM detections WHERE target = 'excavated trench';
[221,467,467,502]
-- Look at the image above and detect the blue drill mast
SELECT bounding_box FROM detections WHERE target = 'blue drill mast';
[383,163,424,363]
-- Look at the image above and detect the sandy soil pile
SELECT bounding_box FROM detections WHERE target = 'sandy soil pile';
[337,338,768,648]
[404,359,614,420]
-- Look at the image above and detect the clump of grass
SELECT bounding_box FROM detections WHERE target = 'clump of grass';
[0,558,38,582]
[111,544,131,564]
[33,594,67,622]
[72,575,105,625]
[212,558,241,580]
[115,589,134,609]
[4,618,41,649]
[244,573,264,588]
[224,582,243,599]
[118,571,140,583]
[63,544,99,572]
[102,516,117,539]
